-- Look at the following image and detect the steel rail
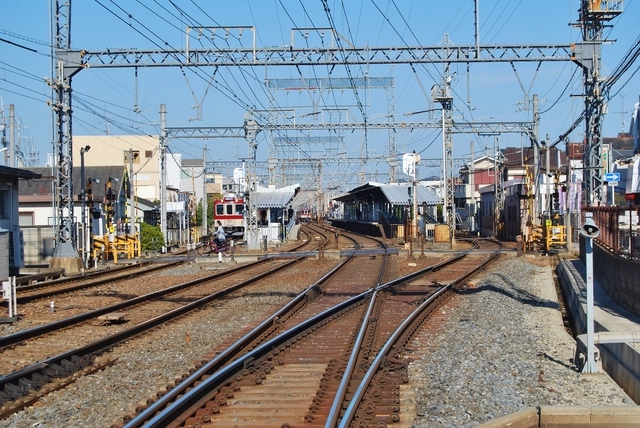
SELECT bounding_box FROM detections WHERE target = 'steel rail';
[126,242,469,428]
[1,228,327,410]
[323,242,475,427]
[122,229,378,427]
[338,241,502,427]
[15,261,154,291]
[15,261,184,303]
[0,257,303,406]
[0,259,265,349]
[122,249,357,427]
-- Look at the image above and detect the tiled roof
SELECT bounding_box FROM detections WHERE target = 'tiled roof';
[18,166,126,200]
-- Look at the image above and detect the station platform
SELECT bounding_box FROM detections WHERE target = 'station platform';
[557,258,640,404]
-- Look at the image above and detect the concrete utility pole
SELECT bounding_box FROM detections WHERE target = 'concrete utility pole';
[129,148,135,237]
[160,104,167,250]
[202,146,208,238]
[244,111,261,250]
[533,94,541,224]
[9,104,15,167]
[80,145,90,268]
[469,140,475,233]
[580,212,601,373]
[546,134,551,214]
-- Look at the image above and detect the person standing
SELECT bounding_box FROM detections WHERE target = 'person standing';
[287,205,294,224]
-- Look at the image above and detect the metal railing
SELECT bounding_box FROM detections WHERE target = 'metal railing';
[583,206,640,261]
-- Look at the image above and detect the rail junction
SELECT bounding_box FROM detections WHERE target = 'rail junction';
[0,225,505,427]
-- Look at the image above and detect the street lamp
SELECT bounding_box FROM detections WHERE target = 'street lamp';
[80,145,91,268]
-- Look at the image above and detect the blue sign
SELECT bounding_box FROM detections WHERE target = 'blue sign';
[605,172,620,182]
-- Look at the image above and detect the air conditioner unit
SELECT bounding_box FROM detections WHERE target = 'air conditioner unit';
[9,227,24,269]
[0,230,9,282]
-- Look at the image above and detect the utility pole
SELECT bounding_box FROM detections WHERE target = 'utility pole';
[532,94,541,224]
[244,111,261,250]
[493,137,499,237]
[547,134,552,215]
[9,104,15,167]
[202,146,208,238]
[494,137,504,238]
[160,104,167,250]
[129,148,135,237]
[469,140,476,233]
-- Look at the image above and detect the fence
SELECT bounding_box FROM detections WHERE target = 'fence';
[584,206,640,261]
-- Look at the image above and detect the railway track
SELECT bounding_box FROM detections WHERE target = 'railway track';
[119,237,502,428]
[0,227,328,416]
[13,260,184,304]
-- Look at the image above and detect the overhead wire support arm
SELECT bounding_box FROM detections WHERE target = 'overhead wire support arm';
[81,44,573,68]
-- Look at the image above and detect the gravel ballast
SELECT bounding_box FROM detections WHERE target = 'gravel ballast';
[3,255,634,427]
[408,255,633,427]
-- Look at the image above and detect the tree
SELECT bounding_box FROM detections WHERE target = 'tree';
[195,195,216,232]
[140,222,165,252]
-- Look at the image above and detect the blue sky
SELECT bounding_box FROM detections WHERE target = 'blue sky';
[1,0,638,185]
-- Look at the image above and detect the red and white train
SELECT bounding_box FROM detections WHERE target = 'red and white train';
[213,193,245,237]
[297,206,314,223]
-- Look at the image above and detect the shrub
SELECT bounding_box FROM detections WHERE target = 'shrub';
[140,222,165,252]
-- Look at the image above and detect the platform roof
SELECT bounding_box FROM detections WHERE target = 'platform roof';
[334,182,440,205]
[254,190,297,208]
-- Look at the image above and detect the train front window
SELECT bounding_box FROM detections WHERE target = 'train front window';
[216,205,224,216]
[226,204,233,215]
[235,204,244,214]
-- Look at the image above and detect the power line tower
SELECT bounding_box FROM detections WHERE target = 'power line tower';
[48,0,84,272]
[573,0,623,206]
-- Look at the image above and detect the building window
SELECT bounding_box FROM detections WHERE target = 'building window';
[19,212,34,226]
[0,189,7,218]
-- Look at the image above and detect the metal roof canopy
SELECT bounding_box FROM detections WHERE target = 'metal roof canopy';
[254,190,297,208]
[334,182,440,206]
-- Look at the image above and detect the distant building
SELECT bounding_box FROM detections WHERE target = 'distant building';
[0,165,41,279]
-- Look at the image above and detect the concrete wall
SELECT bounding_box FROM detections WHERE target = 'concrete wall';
[21,226,55,266]
[580,240,640,318]
[477,406,640,427]
[557,259,640,404]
